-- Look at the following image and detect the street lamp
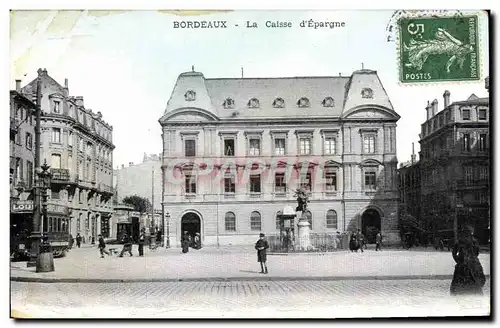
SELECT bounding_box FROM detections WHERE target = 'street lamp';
[31,159,55,272]
[165,212,171,248]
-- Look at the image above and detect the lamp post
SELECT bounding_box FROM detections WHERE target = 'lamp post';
[165,212,170,248]
[32,159,54,272]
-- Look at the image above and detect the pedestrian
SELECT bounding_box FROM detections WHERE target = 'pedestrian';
[138,228,146,256]
[357,229,365,252]
[193,232,201,250]
[181,231,190,253]
[255,233,269,274]
[156,229,162,247]
[336,231,343,250]
[349,233,358,252]
[450,226,486,296]
[119,233,133,257]
[76,233,82,248]
[375,230,382,251]
[68,234,74,249]
[98,234,110,258]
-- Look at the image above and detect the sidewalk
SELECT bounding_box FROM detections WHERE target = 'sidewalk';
[10,245,491,283]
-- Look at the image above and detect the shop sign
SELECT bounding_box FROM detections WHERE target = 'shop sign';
[11,200,33,213]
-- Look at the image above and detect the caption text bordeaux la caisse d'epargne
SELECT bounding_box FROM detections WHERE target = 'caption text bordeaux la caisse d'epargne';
[172,20,346,29]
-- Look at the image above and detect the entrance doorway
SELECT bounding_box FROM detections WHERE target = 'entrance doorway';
[181,212,201,241]
[361,209,381,244]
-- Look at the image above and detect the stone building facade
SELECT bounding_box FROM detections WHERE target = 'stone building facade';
[418,91,490,244]
[21,69,115,244]
[159,69,400,247]
[10,81,37,238]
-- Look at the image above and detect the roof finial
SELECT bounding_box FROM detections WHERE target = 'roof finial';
[192,65,195,72]
[361,62,364,69]
[241,67,244,78]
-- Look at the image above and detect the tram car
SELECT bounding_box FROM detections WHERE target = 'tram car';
[11,216,71,260]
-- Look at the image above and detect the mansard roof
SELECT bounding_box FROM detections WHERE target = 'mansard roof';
[161,68,398,123]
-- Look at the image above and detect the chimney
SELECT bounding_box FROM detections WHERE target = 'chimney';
[425,101,432,120]
[443,90,450,108]
[75,96,84,107]
[63,78,69,96]
[129,162,134,166]
[411,142,416,165]
[121,164,125,169]
[15,80,21,92]
[431,99,438,116]
[37,68,43,76]
[64,78,68,88]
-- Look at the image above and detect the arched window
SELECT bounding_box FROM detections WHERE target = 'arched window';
[273,98,285,108]
[322,97,335,107]
[326,210,338,229]
[247,98,260,108]
[297,97,310,108]
[225,212,236,231]
[304,211,312,230]
[250,211,262,231]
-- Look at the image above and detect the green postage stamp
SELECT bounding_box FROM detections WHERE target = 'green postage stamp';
[399,15,479,83]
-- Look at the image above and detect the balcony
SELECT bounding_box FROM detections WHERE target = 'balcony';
[50,168,70,183]
[456,179,489,189]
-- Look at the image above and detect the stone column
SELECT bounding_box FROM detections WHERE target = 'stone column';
[296,212,311,251]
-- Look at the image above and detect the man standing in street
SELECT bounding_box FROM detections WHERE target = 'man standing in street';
[98,234,110,258]
[119,233,133,257]
[76,233,82,248]
[255,233,269,274]
[375,230,382,251]
[138,228,146,257]
[357,229,365,252]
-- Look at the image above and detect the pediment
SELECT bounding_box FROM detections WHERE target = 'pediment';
[343,105,400,120]
[159,107,219,123]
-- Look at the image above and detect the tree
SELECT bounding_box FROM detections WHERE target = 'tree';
[122,195,151,214]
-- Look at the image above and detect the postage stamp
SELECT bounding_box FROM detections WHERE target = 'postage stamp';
[399,15,480,83]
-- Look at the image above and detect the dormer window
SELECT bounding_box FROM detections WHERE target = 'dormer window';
[223,98,235,109]
[184,90,196,101]
[273,98,285,108]
[248,98,260,108]
[322,97,334,107]
[361,88,373,99]
[297,97,310,108]
[53,100,60,113]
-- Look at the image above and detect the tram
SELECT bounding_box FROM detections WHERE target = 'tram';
[11,215,71,260]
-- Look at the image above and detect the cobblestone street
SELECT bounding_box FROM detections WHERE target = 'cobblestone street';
[11,279,490,318]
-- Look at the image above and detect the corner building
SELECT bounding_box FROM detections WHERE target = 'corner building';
[21,69,115,244]
[159,69,400,247]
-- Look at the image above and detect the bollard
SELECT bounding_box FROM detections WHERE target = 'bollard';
[36,241,55,273]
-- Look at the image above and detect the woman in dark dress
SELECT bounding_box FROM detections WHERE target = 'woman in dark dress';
[181,231,190,253]
[450,226,486,296]
[255,233,269,274]
[349,233,359,252]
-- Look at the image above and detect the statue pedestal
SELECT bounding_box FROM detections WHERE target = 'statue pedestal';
[297,219,311,251]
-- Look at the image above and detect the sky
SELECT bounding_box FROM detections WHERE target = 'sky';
[9,10,490,168]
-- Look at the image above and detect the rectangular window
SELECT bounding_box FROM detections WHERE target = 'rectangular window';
[249,174,261,193]
[299,138,311,155]
[224,139,235,156]
[478,109,487,120]
[274,172,287,193]
[51,190,60,200]
[325,170,337,191]
[86,143,92,157]
[363,135,376,153]
[15,158,22,183]
[275,138,285,156]
[51,154,61,169]
[249,139,261,156]
[15,130,22,145]
[26,161,33,188]
[224,174,235,193]
[324,137,336,155]
[67,155,73,174]
[300,171,312,191]
[479,134,487,151]
[79,138,84,151]
[185,139,196,157]
[52,128,61,143]
[68,132,73,147]
[465,167,474,186]
[445,111,451,123]
[364,171,376,190]
[463,133,471,152]
[462,109,471,120]
[53,100,60,113]
[184,174,197,194]
[86,160,91,180]
[479,166,488,181]
[25,132,32,149]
